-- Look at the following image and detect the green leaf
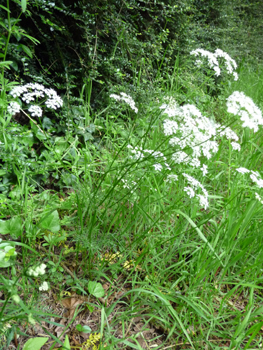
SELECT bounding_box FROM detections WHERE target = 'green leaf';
[21,0,27,12]
[0,220,9,234]
[0,61,13,69]
[20,44,32,58]
[23,337,49,350]
[76,324,91,333]
[0,217,23,238]
[88,281,105,298]
[62,335,71,350]
[39,210,60,233]
[0,5,10,13]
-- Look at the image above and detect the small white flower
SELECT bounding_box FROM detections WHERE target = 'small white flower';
[153,163,162,171]
[110,92,138,113]
[7,101,20,115]
[39,281,49,291]
[166,174,178,183]
[27,263,46,277]
[226,91,263,132]
[184,186,195,198]
[236,167,250,174]
[201,164,208,176]
[231,142,241,151]
[28,105,43,117]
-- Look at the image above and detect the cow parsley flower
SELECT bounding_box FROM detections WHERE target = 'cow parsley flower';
[27,263,47,277]
[28,105,43,117]
[161,98,218,168]
[236,167,250,174]
[231,142,241,151]
[190,48,238,80]
[9,83,63,116]
[110,92,138,113]
[39,281,49,291]
[183,173,209,209]
[7,101,20,115]
[226,91,263,132]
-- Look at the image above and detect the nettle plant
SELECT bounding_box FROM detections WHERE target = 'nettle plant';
[111,49,263,210]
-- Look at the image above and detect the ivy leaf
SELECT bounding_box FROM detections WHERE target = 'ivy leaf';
[88,281,105,298]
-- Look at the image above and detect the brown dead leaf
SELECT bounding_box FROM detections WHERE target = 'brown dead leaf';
[60,294,87,318]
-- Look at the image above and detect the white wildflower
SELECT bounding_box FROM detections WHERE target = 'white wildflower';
[110,92,138,113]
[190,48,238,80]
[9,83,63,111]
[7,101,20,115]
[28,105,43,117]
[236,167,250,174]
[226,91,263,132]
[153,163,163,171]
[172,151,190,164]
[27,263,46,277]
[183,173,209,209]
[166,174,178,183]
[39,281,49,291]
[231,142,241,151]
[201,164,208,176]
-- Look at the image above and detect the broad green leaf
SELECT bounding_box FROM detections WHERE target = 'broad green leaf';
[76,324,91,333]
[0,217,22,238]
[88,281,105,298]
[23,337,48,350]
[21,0,27,12]
[0,170,6,176]
[39,210,60,233]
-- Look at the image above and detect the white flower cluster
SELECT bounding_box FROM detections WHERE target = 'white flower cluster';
[7,101,20,115]
[161,98,241,169]
[183,173,209,210]
[27,263,46,277]
[226,91,263,132]
[39,281,49,291]
[236,167,263,188]
[110,92,138,113]
[190,48,238,81]
[9,83,63,118]
[127,144,171,171]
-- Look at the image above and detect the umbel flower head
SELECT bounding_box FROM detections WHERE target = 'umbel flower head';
[160,97,241,170]
[226,91,263,132]
[8,83,63,118]
[110,92,138,113]
[190,48,238,81]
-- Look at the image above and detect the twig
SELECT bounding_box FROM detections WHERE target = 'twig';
[21,109,45,134]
